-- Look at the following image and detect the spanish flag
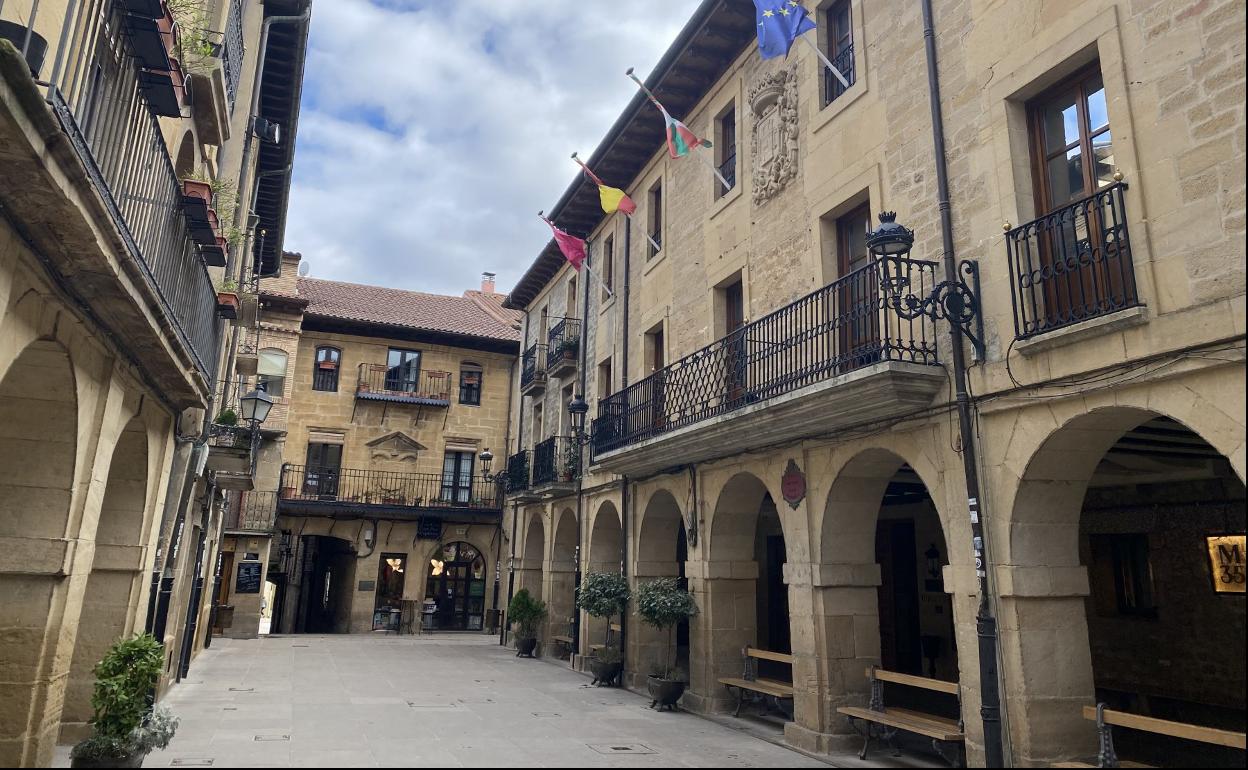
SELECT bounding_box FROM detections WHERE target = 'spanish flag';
[576,157,637,216]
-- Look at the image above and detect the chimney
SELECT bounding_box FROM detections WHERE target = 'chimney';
[481,271,496,294]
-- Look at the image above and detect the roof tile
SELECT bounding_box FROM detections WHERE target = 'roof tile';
[297,278,521,342]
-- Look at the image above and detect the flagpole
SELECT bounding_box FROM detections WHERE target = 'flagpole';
[571,151,664,254]
[626,68,731,193]
[800,35,849,88]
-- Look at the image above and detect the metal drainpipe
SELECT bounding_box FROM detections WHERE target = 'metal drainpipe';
[920,0,1004,764]
[494,354,517,635]
[503,310,531,645]
[618,213,632,676]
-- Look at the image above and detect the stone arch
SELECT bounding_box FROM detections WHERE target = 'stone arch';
[546,508,578,642]
[632,488,690,685]
[63,416,151,730]
[584,501,622,652]
[706,472,775,563]
[813,447,962,734]
[1001,405,1246,766]
[516,510,545,598]
[0,338,78,764]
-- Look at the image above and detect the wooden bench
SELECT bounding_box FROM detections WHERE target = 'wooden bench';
[718,647,795,719]
[550,635,573,660]
[837,667,964,766]
[1052,703,1246,768]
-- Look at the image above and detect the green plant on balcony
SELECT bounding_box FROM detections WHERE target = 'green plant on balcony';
[555,337,579,360]
[166,0,221,76]
[560,441,581,482]
[213,408,238,426]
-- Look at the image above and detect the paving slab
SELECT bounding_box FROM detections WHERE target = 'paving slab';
[52,634,943,768]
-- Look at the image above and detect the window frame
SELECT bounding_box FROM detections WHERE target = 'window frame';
[312,346,341,392]
[602,234,615,300]
[648,181,663,258]
[1026,63,1112,216]
[715,105,737,198]
[823,0,856,107]
[256,348,288,398]
[385,348,422,393]
[458,362,483,406]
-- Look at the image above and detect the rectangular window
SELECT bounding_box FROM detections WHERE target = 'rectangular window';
[824,0,855,106]
[302,442,342,498]
[1107,534,1156,616]
[257,349,288,398]
[716,106,737,197]
[1028,66,1114,214]
[602,235,615,300]
[458,364,482,406]
[646,323,665,373]
[597,359,613,401]
[385,348,421,392]
[648,181,663,258]
[312,347,340,392]
[440,451,475,504]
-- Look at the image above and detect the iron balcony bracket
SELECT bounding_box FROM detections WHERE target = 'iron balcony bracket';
[884,259,986,362]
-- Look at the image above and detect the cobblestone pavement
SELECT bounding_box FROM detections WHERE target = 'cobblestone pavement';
[56,634,848,768]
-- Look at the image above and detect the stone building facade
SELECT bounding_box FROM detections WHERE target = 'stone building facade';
[503,0,1245,767]
[0,0,309,765]
[222,254,521,638]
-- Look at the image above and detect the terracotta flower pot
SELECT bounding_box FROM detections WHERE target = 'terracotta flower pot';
[182,178,213,206]
[216,291,240,319]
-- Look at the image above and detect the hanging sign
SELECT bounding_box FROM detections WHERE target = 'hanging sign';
[781,459,806,510]
[1207,534,1245,593]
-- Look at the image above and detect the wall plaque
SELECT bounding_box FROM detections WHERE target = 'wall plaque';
[781,459,806,510]
[358,580,377,592]
[1207,534,1245,593]
[235,562,262,594]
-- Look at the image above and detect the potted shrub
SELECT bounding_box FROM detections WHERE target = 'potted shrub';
[216,279,239,319]
[213,408,238,426]
[557,338,578,361]
[635,577,699,711]
[560,441,581,482]
[576,572,630,686]
[508,588,547,658]
[70,634,179,768]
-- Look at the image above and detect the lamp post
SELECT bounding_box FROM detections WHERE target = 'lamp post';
[568,394,591,445]
[239,388,275,426]
[869,209,1001,763]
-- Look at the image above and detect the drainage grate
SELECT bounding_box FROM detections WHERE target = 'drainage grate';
[222,707,238,712]
[531,712,562,718]
[253,735,289,742]
[457,697,495,704]
[407,701,456,709]
[588,744,656,755]
[291,644,310,648]
[169,759,214,767]
[227,687,254,692]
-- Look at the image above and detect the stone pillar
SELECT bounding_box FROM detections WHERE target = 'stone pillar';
[543,562,576,652]
[780,561,835,753]
[683,560,759,713]
[996,565,1097,767]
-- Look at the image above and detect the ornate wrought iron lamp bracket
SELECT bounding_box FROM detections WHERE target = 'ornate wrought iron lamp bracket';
[883,259,985,362]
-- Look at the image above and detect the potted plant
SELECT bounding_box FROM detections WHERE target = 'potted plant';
[70,634,179,768]
[635,577,699,711]
[560,441,581,482]
[216,278,239,319]
[507,588,547,658]
[213,408,238,426]
[576,572,630,686]
[557,338,579,361]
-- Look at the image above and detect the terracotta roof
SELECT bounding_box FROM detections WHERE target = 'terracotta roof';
[465,290,523,328]
[297,278,521,343]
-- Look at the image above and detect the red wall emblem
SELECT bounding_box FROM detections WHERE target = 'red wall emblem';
[781,459,806,510]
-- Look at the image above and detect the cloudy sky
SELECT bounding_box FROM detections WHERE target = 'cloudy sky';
[283,0,702,296]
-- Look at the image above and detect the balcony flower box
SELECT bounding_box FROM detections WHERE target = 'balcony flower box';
[122,13,170,71]
[122,0,166,18]
[200,239,226,267]
[0,21,48,77]
[182,179,213,206]
[216,291,240,319]
[318,360,338,371]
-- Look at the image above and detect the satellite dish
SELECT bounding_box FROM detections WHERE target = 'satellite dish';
[298,261,311,277]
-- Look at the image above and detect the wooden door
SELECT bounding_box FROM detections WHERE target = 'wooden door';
[724,280,746,403]
[838,205,880,370]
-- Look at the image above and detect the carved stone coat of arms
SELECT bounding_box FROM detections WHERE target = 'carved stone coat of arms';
[750,65,800,205]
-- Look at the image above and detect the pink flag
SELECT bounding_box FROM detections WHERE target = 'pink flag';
[541,215,585,271]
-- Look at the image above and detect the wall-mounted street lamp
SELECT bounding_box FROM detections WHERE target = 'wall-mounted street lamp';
[238,388,274,426]
[479,448,495,476]
[568,394,592,446]
[867,211,986,361]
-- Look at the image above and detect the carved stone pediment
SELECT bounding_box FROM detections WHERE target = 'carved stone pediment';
[366,431,425,462]
[750,65,800,205]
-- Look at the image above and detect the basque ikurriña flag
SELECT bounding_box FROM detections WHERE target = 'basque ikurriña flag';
[754,0,816,59]
[658,104,710,159]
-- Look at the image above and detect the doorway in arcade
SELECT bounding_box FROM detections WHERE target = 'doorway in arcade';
[297,535,356,633]
[425,541,487,631]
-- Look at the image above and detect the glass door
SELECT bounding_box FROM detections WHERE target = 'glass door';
[385,348,421,392]
[372,554,407,631]
[303,443,342,498]
[424,543,486,631]
[440,451,474,504]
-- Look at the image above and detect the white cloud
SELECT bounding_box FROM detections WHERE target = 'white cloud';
[284,0,702,295]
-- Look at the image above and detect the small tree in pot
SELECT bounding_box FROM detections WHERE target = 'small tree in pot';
[575,572,630,686]
[508,588,548,658]
[70,634,179,768]
[635,577,699,711]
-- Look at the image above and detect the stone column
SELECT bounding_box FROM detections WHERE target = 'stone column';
[543,561,576,654]
[683,560,759,714]
[628,560,681,688]
[996,564,1097,767]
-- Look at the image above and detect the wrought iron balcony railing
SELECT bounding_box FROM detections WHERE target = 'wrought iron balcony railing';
[521,344,548,389]
[279,465,502,511]
[1005,182,1140,340]
[19,0,223,381]
[546,318,582,369]
[718,153,737,193]
[506,450,531,493]
[591,256,940,457]
[355,364,453,404]
[532,436,581,486]
[823,43,856,105]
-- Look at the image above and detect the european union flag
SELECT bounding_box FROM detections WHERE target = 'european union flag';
[754,0,817,59]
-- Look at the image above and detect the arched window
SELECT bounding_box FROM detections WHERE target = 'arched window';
[312,346,341,392]
[459,362,483,406]
[256,348,288,397]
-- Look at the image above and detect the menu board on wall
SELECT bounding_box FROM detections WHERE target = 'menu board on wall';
[235,562,262,594]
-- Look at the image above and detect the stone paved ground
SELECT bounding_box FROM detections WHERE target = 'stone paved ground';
[54,635,941,768]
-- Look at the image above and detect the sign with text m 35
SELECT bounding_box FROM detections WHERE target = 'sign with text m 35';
[1206,535,1246,593]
